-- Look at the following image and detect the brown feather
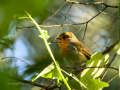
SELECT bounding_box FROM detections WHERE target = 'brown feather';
[70,41,92,60]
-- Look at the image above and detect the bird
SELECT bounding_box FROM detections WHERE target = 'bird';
[57,32,92,69]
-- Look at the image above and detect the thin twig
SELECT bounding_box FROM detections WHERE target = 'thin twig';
[16,2,118,30]
[2,57,35,68]
[79,22,88,52]
[107,73,119,83]
[40,80,56,90]
[107,54,117,66]
[75,0,83,34]
[98,11,119,19]
[86,66,119,71]
[103,3,118,8]
[16,6,107,29]
[2,57,40,72]
[54,3,73,42]
[16,23,86,29]
[101,53,117,81]
[67,1,118,8]
[101,0,103,7]
[42,1,67,24]
[61,69,87,88]
[87,6,107,23]
[68,1,104,5]
[72,66,119,73]
[15,6,111,30]
[81,23,88,43]
[102,40,119,54]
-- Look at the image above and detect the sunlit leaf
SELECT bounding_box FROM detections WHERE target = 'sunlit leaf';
[41,66,62,81]
[87,78,109,90]
[31,62,63,85]
[80,52,109,89]
[31,73,39,82]
[113,42,120,54]
[40,63,64,87]
[31,63,55,82]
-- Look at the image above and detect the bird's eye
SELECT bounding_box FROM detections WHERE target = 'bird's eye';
[63,36,65,39]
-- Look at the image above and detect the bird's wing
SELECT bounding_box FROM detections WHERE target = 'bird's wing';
[69,42,92,60]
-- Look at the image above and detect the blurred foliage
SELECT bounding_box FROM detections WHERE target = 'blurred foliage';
[0,73,20,90]
[0,36,13,52]
[113,42,120,54]
[0,0,55,38]
[0,62,21,90]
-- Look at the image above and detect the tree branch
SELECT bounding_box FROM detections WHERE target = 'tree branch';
[54,3,73,42]
[101,53,117,80]
[98,11,119,19]
[107,73,119,83]
[102,40,119,54]
[76,66,119,71]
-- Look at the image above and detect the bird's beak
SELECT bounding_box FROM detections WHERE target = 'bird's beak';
[57,37,60,40]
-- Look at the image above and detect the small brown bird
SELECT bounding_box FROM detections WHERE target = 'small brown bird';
[57,32,92,68]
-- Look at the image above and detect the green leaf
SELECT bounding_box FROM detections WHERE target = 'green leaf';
[87,78,109,90]
[39,29,50,40]
[41,63,65,87]
[113,42,120,54]
[41,66,62,81]
[80,52,109,89]
[31,63,55,82]
[31,73,39,82]
[14,14,28,20]
[31,62,64,86]
[81,52,109,83]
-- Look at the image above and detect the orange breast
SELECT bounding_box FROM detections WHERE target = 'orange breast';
[58,38,70,57]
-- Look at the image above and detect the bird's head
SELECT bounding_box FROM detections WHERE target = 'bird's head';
[57,32,78,42]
